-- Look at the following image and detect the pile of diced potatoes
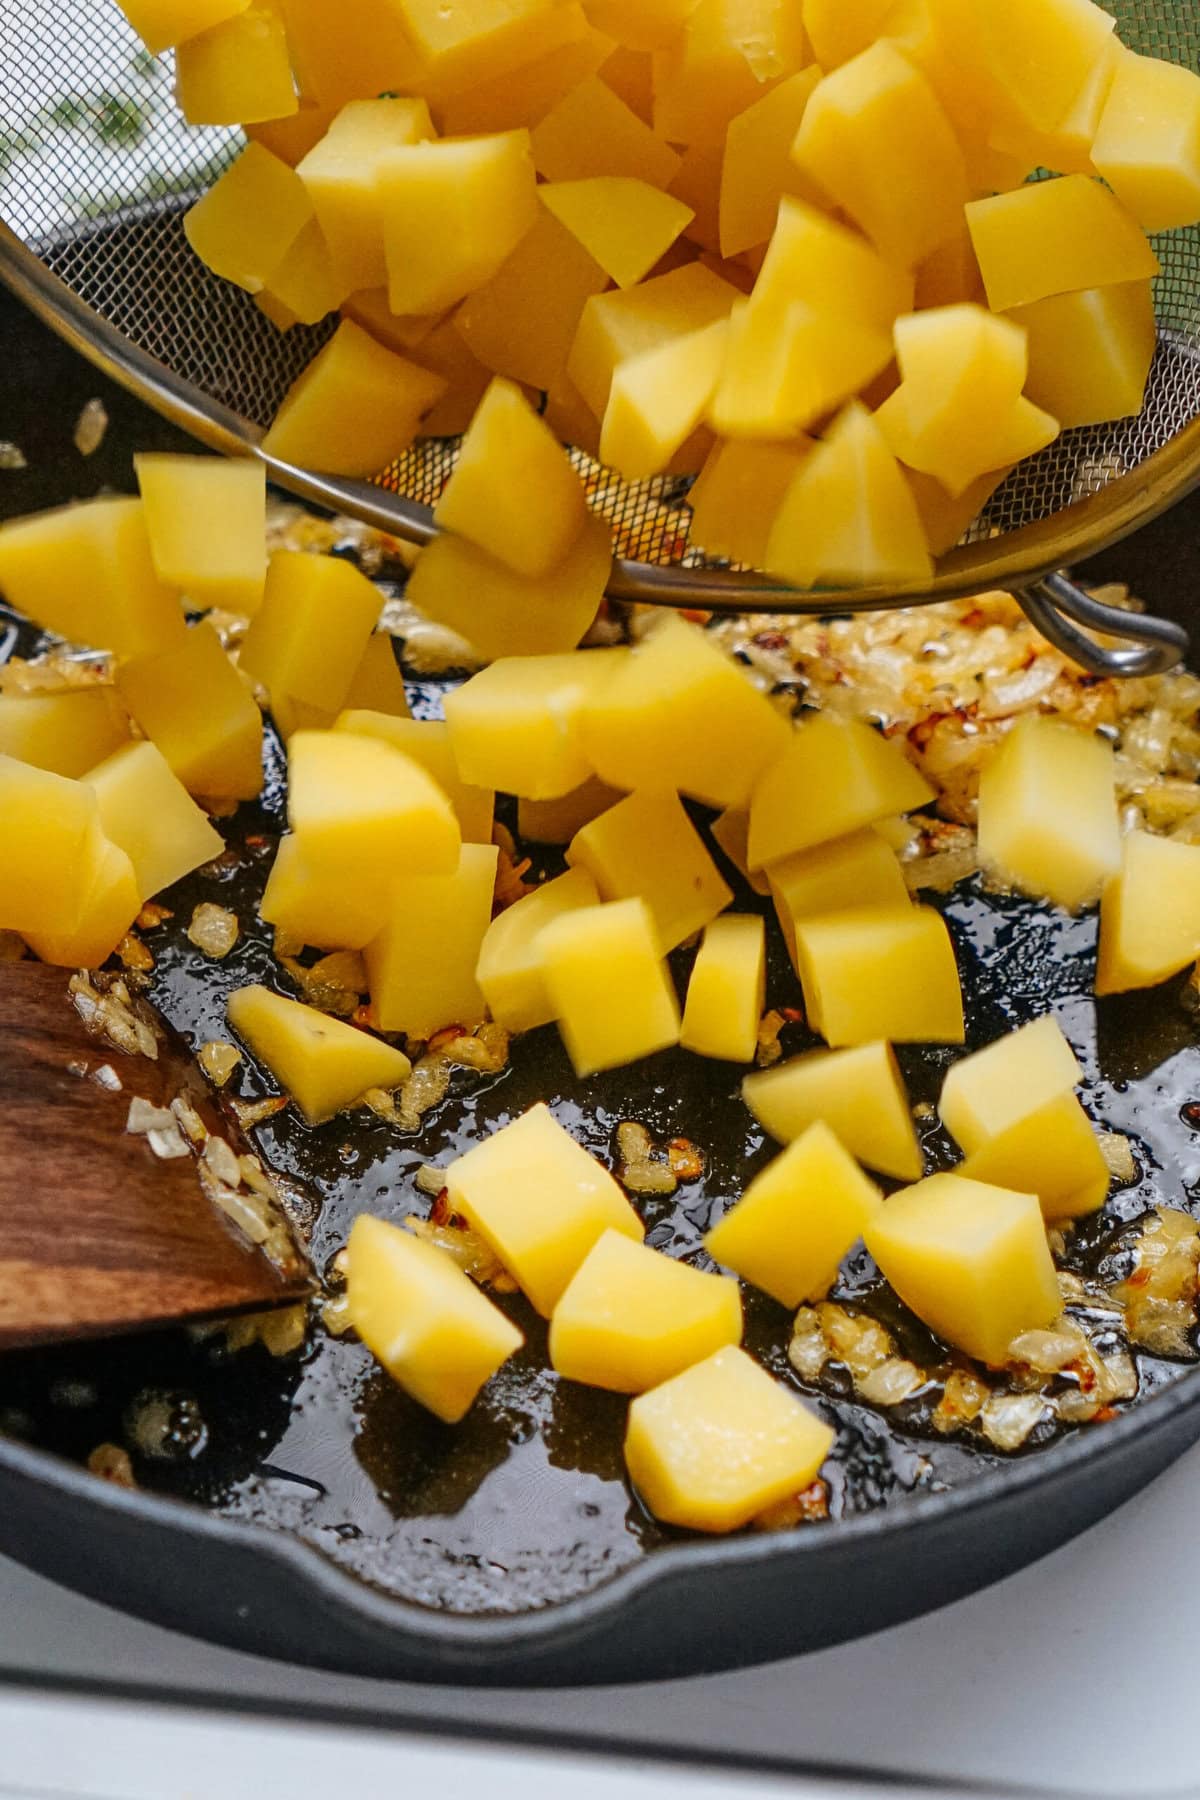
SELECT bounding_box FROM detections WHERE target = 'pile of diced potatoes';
[118,0,1200,587]
[5,452,1200,1531]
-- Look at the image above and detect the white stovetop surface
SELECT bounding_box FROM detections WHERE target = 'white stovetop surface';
[2,1433,1199,1800]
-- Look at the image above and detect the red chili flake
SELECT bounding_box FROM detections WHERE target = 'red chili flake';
[1182,1102,1200,1129]
[1093,1405,1119,1424]
[778,1006,805,1024]
[1125,1268,1152,1289]
[679,608,711,624]
[429,1190,468,1230]
[753,630,789,651]
[428,1023,468,1054]
[244,834,270,850]
[352,1004,374,1029]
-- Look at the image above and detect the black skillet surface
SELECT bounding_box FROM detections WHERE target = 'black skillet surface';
[3,285,1200,1684]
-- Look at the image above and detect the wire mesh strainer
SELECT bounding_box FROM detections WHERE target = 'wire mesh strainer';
[1,0,1198,675]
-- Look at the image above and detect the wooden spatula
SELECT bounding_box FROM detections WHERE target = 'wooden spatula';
[0,961,311,1350]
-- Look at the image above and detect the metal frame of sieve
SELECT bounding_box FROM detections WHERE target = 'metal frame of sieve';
[0,0,1198,675]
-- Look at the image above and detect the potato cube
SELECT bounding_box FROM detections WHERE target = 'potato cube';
[296,99,434,293]
[437,13,615,134]
[239,551,382,715]
[335,713,494,844]
[709,808,770,895]
[365,843,499,1035]
[878,384,1058,502]
[272,0,424,109]
[792,43,969,269]
[270,694,336,743]
[864,1173,1062,1366]
[913,224,985,312]
[601,317,728,479]
[116,622,264,803]
[115,0,249,55]
[795,905,964,1047]
[262,320,447,478]
[454,205,610,392]
[24,838,140,970]
[135,455,266,614]
[288,730,460,884]
[0,497,184,661]
[0,689,128,780]
[905,465,1010,558]
[476,866,601,1032]
[747,713,934,869]
[743,1041,922,1181]
[764,402,934,588]
[256,221,349,331]
[680,914,766,1063]
[884,304,1029,498]
[227,984,411,1124]
[587,0,699,52]
[751,197,915,334]
[379,132,538,317]
[518,776,623,845]
[567,262,740,416]
[939,1016,1082,1155]
[539,897,682,1074]
[968,0,1116,137]
[446,1101,643,1315]
[541,177,692,289]
[247,103,337,168]
[434,379,586,577]
[801,0,891,70]
[444,650,624,799]
[551,1231,741,1392]
[1010,282,1157,431]
[580,614,789,811]
[0,758,103,935]
[652,0,808,150]
[965,175,1159,315]
[1097,830,1200,996]
[985,34,1119,181]
[340,290,442,359]
[706,1121,881,1305]
[85,742,223,903]
[184,143,312,294]
[1092,50,1200,233]
[259,834,391,952]
[394,0,567,98]
[341,636,411,720]
[767,829,909,970]
[961,1092,1109,1220]
[411,316,496,437]
[567,789,732,951]
[345,1215,522,1424]
[719,70,821,257]
[977,715,1119,911]
[624,1346,834,1533]
[531,77,681,187]
[175,4,297,126]
[710,298,893,440]
[405,511,612,663]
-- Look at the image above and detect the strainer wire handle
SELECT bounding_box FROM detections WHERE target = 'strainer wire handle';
[1018,571,1189,679]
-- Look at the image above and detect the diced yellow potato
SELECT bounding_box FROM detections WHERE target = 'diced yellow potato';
[709,808,770,895]
[977,715,1119,911]
[297,98,434,293]
[551,1230,741,1391]
[600,43,657,114]
[341,635,411,720]
[185,143,312,294]
[288,729,460,884]
[240,550,382,714]
[680,914,765,1062]
[135,454,266,613]
[986,36,1118,180]
[379,131,538,317]
[436,13,615,134]
[408,511,614,665]
[965,174,1159,315]
[667,142,723,252]
[747,713,933,869]
[227,984,411,1124]
[706,1121,881,1305]
[346,1215,522,1423]
[262,320,447,478]
[340,290,443,359]
[539,896,682,1074]
[395,0,570,99]
[719,70,822,257]
[960,0,1116,137]
[795,905,964,1046]
[904,465,1010,557]
[864,1173,1062,1366]
[270,694,337,743]
[444,650,623,799]
[247,103,336,168]
[116,622,264,803]
[518,776,624,845]
[544,370,604,457]
[567,788,733,950]
[764,402,934,588]
[568,261,740,417]
[624,1345,834,1533]
[1096,830,1200,996]
[411,315,497,436]
[688,438,810,570]
[531,76,681,186]
[652,0,809,150]
[335,714,493,844]
[272,0,425,106]
[85,742,224,903]
[454,204,610,392]
[476,866,601,1032]
[446,1101,643,1315]
[115,0,250,55]
[879,384,1058,501]
[767,829,909,970]
[0,758,103,935]
[24,837,140,970]
[175,4,297,126]
[709,298,893,439]
[913,224,985,310]
[0,497,184,661]
[801,0,891,69]
[435,379,586,577]
[601,317,728,479]
[259,834,389,950]
[961,1092,1109,1220]
[580,614,789,810]
[939,1016,1082,1155]
[792,43,969,269]
[1092,49,1200,233]
[751,197,916,333]
[365,843,499,1035]
[587,0,699,52]
[1010,281,1157,431]
[541,177,692,289]
[0,689,128,780]
[743,1041,922,1181]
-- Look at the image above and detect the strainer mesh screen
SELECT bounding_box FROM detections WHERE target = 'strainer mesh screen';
[2,0,1199,570]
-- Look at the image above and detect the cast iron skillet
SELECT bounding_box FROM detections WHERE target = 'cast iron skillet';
[2,287,1200,1688]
